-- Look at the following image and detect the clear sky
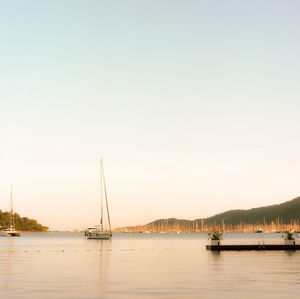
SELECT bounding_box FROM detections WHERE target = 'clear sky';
[1,1,300,230]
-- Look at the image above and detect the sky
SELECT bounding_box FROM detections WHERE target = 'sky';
[0,1,300,231]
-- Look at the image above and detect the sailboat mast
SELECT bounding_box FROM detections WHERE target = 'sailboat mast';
[100,159,103,231]
[10,185,14,228]
[102,162,112,233]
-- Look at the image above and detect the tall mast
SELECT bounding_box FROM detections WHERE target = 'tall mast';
[10,185,14,228]
[100,159,103,231]
[102,161,112,232]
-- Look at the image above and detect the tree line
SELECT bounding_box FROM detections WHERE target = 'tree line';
[0,210,48,231]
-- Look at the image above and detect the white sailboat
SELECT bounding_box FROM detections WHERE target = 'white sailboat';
[0,186,21,237]
[85,159,112,240]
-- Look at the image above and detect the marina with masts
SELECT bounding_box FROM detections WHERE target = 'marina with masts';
[114,217,300,234]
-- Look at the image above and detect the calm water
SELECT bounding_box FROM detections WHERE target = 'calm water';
[1,232,300,298]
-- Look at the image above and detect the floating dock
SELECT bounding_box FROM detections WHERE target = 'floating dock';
[206,244,300,251]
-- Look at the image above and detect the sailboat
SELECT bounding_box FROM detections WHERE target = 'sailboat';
[0,186,21,237]
[85,159,112,240]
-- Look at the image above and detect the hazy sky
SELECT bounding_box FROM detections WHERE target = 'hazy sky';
[1,1,300,230]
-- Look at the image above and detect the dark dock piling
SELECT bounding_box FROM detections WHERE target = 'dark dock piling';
[206,244,300,251]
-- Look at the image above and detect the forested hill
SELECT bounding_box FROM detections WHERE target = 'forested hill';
[115,197,300,232]
[0,210,48,231]
[204,197,300,226]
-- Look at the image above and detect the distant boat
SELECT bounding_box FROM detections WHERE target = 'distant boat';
[254,227,263,233]
[85,159,112,240]
[0,186,21,237]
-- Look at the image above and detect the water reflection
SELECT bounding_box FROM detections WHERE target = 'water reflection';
[96,240,111,285]
[285,250,296,257]
[0,234,114,298]
[1,238,14,290]
[210,250,221,258]
[1,233,300,298]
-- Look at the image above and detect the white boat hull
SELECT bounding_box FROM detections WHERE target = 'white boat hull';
[0,229,21,237]
[86,231,112,240]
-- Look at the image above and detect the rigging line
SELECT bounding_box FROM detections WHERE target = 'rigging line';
[10,185,13,227]
[102,161,112,232]
[100,159,103,229]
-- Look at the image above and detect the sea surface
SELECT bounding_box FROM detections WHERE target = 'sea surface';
[1,232,300,298]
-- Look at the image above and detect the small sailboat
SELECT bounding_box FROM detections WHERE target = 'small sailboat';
[0,186,21,237]
[85,159,112,240]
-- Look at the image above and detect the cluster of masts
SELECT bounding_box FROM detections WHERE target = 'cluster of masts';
[115,219,300,234]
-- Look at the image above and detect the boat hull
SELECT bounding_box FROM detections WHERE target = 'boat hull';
[0,230,21,237]
[86,231,112,240]
[7,231,21,237]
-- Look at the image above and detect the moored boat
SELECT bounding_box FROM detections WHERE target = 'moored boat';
[85,159,112,240]
[85,227,112,239]
[0,226,21,237]
[0,186,21,237]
